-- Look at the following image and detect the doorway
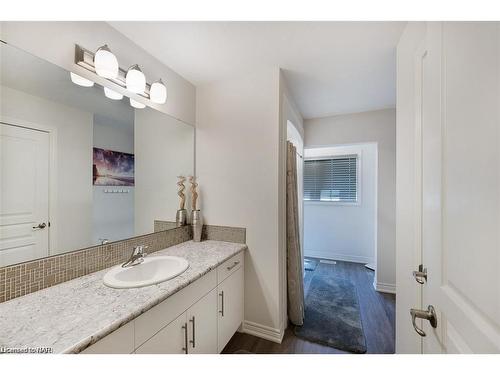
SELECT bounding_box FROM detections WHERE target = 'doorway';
[294,142,394,353]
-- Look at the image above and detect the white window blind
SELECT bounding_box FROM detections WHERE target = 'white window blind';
[304,156,358,202]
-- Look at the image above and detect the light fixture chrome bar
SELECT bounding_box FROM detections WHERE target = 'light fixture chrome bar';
[74,44,151,99]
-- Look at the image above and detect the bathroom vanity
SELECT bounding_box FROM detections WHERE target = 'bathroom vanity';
[0,240,246,354]
[85,247,244,354]
[0,38,247,355]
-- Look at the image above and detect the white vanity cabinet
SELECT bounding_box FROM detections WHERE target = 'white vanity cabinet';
[187,288,218,354]
[82,251,244,354]
[135,312,187,354]
[217,267,244,352]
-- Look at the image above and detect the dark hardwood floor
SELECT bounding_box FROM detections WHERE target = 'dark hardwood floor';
[222,259,395,354]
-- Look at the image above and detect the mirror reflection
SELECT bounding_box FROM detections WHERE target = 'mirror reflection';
[0,42,194,267]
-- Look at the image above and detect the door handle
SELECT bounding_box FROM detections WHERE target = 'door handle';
[189,316,196,348]
[413,264,427,284]
[32,223,47,230]
[219,291,224,317]
[182,323,188,354]
[410,305,437,337]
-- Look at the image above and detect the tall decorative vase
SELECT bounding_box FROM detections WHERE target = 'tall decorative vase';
[176,209,187,227]
[176,176,187,227]
[191,209,203,242]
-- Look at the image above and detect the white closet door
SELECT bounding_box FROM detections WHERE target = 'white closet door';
[0,123,49,266]
[419,22,500,354]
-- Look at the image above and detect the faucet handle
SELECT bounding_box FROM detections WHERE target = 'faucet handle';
[133,245,148,255]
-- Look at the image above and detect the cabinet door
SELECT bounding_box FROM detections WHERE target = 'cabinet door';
[187,288,218,354]
[135,312,187,354]
[217,266,244,352]
[81,321,135,354]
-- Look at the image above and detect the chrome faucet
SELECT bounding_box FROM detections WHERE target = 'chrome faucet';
[122,245,148,268]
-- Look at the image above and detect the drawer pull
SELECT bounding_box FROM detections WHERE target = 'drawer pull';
[189,316,196,348]
[226,261,240,271]
[182,323,188,354]
[219,291,224,317]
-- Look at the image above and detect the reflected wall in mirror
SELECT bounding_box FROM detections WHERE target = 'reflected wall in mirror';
[0,42,194,267]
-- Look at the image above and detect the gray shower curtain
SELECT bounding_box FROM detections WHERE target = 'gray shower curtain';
[286,141,305,326]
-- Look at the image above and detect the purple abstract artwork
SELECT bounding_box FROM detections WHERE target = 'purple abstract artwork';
[93,147,134,186]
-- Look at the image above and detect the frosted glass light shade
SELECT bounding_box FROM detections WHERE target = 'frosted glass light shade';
[104,87,123,100]
[70,72,94,87]
[130,98,146,109]
[94,45,119,79]
[126,65,146,94]
[150,79,167,104]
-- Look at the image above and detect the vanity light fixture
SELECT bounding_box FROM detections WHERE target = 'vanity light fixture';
[130,98,146,109]
[70,72,94,87]
[126,64,146,94]
[150,79,167,104]
[74,44,168,107]
[104,87,123,100]
[94,45,119,79]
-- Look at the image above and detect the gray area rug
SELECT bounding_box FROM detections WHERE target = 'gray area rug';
[294,274,367,353]
[304,259,318,271]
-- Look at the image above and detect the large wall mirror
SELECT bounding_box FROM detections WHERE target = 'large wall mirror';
[0,41,195,267]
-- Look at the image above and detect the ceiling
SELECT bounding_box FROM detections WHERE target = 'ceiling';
[110,22,406,119]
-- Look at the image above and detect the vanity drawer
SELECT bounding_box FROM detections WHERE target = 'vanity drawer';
[134,269,217,348]
[217,252,244,284]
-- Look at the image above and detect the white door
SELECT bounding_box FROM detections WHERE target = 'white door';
[217,267,244,352]
[415,22,500,353]
[0,123,50,266]
[135,312,187,354]
[187,288,218,354]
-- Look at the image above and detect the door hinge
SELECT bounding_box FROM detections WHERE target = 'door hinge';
[413,264,427,284]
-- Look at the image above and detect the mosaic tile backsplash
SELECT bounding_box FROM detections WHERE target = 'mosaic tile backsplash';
[0,226,191,304]
[154,221,246,244]
[202,224,246,244]
[0,223,246,304]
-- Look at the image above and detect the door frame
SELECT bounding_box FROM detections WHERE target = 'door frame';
[412,39,428,353]
[1,115,58,255]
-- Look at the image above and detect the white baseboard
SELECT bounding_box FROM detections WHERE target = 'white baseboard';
[374,281,396,294]
[241,320,284,344]
[305,250,373,265]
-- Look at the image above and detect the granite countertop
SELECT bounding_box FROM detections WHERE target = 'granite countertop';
[0,240,247,354]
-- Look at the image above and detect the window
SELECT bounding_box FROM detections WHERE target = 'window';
[304,156,358,202]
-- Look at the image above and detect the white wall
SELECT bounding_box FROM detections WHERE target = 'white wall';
[303,143,377,265]
[1,85,93,255]
[395,22,426,354]
[304,108,396,292]
[0,21,196,125]
[92,115,135,245]
[196,67,285,339]
[135,108,194,235]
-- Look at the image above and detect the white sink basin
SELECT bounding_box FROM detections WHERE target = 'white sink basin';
[103,256,189,289]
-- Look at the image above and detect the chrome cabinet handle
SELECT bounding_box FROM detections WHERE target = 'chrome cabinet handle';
[189,316,196,348]
[219,291,224,317]
[226,261,240,271]
[32,223,47,230]
[182,323,188,354]
[410,305,437,337]
[413,264,427,284]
